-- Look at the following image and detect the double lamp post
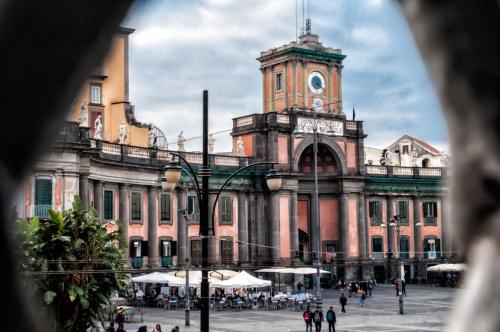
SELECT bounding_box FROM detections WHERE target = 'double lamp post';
[161,90,282,332]
[381,215,421,314]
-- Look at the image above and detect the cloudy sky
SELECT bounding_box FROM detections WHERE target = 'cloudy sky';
[123,0,449,153]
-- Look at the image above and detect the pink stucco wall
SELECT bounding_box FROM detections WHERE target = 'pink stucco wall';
[319,198,339,245]
[279,195,291,258]
[278,135,289,164]
[367,198,387,257]
[212,193,239,261]
[346,142,356,170]
[298,199,309,235]
[348,198,359,257]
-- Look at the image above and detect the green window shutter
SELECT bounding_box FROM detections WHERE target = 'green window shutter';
[35,179,52,205]
[219,195,233,224]
[131,192,141,221]
[160,194,171,221]
[104,190,113,219]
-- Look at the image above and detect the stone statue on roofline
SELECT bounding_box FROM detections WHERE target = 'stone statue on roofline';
[119,121,128,144]
[94,114,103,140]
[208,134,216,154]
[178,131,186,151]
[78,100,88,127]
[236,136,244,156]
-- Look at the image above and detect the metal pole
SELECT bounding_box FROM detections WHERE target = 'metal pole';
[200,90,210,332]
[185,210,190,326]
[313,125,321,303]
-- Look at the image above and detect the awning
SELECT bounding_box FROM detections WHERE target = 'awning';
[219,271,272,288]
[130,272,185,286]
[427,263,467,272]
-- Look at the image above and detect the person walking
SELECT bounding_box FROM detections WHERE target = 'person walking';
[359,289,366,306]
[137,327,147,332]
[339,293,347,314]
[367,279,373,297]
[313,306,324,332]
[402,279,407,296]
[116,324,126,332]
[303,306,313,332]
[153,324,162,332]
[347,282,352,297]
[395,279,400,296]
[170,326,179,332]
[326,306,336,332]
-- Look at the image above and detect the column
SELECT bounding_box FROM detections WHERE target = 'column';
[302,61,308,109]
[208,193,217,265]
[270,67,275,112]
[440,198,451,258]
[310,193,319,256]
[413,196,422,258]
[79,174,89,207]
[256,194,267,261]
[358,194,367,259]
[261,68,266,112]
[327,63,333,112]
[94,180,103,221]
[148,187,158,267]
[283,61,288,109]
[177,189,187,264]
[289,191,299,262]
[248,192,258,262]
[238,192,249,264]
[337,65,343,113]
[339,194,349,259]
[119,184,129,252]
[292,61,298,107]
[270,192,280,263]
[386,196,394,253]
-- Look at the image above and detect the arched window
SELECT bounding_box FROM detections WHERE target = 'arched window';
[422,158,430,167]
[298,144,337,174]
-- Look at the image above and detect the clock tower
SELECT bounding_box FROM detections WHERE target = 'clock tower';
[257,27,346,114]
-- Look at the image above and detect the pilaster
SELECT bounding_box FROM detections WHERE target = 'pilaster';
[148,187,158,267]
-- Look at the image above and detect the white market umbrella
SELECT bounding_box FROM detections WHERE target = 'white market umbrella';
[131,272,185,286]
[220,271,272,288]
[289,267,331,274]
[210,269,240,280]
[167,270,225,287]
[255,267,294,273]
[427,263,467,272]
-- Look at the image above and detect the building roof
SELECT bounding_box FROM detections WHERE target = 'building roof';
[388,134,441,155]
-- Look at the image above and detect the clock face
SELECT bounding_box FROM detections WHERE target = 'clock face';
[308,71,325,94]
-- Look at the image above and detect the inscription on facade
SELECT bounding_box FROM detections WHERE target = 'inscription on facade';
[296,117,344,136]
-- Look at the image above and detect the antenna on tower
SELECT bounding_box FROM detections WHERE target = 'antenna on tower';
[295,0,298,41]
[305,0,311,34]
[301,0,305,36]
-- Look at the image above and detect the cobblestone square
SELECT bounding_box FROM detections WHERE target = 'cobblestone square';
[124,285,458,332]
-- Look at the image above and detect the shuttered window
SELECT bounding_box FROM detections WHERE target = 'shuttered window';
[187,195,199,223]
[369,201,381,224]
[35,179,52,205]
[397,200,408,223]
[219,195,233,224]
[103,190,113,220]
[423,202,438,225]
[220,238,233,265]
[160,194,171,223]
[131,192,142,222]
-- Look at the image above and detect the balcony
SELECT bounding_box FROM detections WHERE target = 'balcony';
[372,252,384,260]
[29,204,63,219]
[366,165,446,178]
[131,256,143,269]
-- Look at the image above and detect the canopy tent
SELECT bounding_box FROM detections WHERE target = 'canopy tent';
[255,267,331,274]
[166,270,225,287]
[219,271,272,288]
[209,269,240,280]
[427,263,467,272]
[130,272,185,286]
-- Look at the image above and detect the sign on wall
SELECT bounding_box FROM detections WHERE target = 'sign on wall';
[296,117,344,136]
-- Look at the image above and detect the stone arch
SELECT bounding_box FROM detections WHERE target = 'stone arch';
[292,135,348,175]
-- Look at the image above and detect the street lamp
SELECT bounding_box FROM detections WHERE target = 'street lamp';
[293,99,343,305]
[381,215,421,315]
[163,90,282,332]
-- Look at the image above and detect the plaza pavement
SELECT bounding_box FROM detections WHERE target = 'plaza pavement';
[121,284,458,332]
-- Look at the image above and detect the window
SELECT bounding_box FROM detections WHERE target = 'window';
[423,202,438,224]
[371,237,383,260]
[422,158,430,167]
[220,238,233,265]
[131,192,142,222]
[402,145,409,154]
[324,242,338,263]
[219,195,233,224]
[397,200,408,223]
[399,236,410,259]
[188,195,199,223]
[191,239,202,265]
[90,83,102,104]
[34,178,52,218]
[160,194,171,223]
[160,239,176,267]
[369,201,381,224]
[104,190,113,220]
[276,73,283,91]
[424,238,441,259]
[130,239,147,269]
